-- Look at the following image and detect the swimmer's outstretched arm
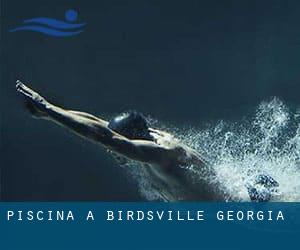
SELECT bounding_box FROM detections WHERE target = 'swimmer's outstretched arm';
[16,81,176,165]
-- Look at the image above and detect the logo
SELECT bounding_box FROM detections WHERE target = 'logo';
[9,9,86,37]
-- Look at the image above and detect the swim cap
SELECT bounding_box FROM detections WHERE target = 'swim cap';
[108,111,153,140]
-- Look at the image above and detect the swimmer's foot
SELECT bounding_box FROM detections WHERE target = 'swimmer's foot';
[16,80,49,118]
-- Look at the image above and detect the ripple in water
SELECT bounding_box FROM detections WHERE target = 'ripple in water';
[123,98,300,201]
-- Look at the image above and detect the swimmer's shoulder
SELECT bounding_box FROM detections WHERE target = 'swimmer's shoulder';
[167,143,206,167]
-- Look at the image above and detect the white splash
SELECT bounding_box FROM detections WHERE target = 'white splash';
[125,98,300,201]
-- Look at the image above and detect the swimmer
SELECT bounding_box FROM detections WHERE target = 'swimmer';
[16,80,278,201]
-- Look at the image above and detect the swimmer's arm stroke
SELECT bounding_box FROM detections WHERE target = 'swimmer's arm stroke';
[16,81,176,165]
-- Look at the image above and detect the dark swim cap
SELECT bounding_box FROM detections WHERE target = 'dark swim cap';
[108,111,153,140]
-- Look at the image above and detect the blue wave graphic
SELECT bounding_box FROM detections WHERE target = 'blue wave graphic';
[10,25,84,37]
[9,9,85,37]
[23,18,85,29]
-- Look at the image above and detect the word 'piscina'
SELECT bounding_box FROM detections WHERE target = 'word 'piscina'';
[7,210,74,221]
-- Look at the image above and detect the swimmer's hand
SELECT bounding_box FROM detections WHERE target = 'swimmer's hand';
[16,80,49,118]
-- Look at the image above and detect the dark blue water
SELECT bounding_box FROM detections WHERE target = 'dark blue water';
[2,0,300,201]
